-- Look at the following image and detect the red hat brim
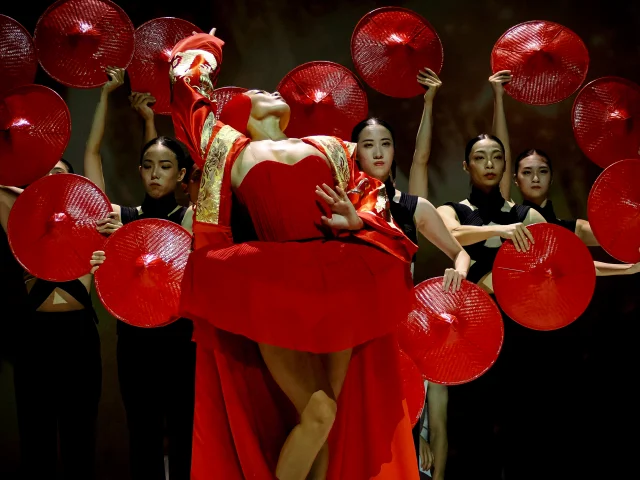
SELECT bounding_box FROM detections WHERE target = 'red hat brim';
[491,20,589,105]
[399,349,426,427]
[0,85,71,187]
[588,159,640,264]
[351,6,443,98]
[0,15,38,97]
[129,17,202,115]
[34,0,134,88]
[94,218,191,327]
[493,223,596,330]
[398,277,504,385]
[277,61,368,140]
[572,77,640,169]
[7,174,111,281]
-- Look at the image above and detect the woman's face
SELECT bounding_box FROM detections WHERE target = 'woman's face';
[246,90,290,131]
[49,161,70,175]
[139,143,185,199]
[515,154,552,202]
[464,139,505,190]
[356,124,395,182]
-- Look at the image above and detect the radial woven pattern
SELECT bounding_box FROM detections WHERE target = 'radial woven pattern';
[351,6,443,98]
[398,277,504,385]
[213,86,248,119]
[7,174,111,281]
[491,20,589,105]
[493,223,596,330]
[588,159,640,263]
[398,349,426,426]
[0,15,38,96]
[573,77,640,168]
[129,17,202,115]
[276,61,368,140]
[0,85,71,187]
[95,219,191,327]
[34,0,134,88]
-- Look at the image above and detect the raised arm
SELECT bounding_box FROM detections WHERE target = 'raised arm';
[0,187,19,233]
[84,67,125,192]
[489,70,513,201]
[575,219,599,247]
[129,92,158,144]
[408,68,442,199]
[594,257,640,277]
[414,198,470,291]
[427,383,448,480]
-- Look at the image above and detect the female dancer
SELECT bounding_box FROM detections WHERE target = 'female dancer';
[160,29,462,479]
[0,160,118,480]
[84,68,196,480]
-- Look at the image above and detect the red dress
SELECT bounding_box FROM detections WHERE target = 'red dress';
[169,32,420,479]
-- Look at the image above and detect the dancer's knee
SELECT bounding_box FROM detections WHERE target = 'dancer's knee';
[301,390,336,438]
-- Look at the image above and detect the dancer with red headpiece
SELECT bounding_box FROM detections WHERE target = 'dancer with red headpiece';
[166,29,428,480]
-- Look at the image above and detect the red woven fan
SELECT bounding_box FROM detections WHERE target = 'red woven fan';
[491,20,589,105]
[399,349,426,427]
[34,0,134,88]
[0,15,38,96]
[95,219,191,327]
[351,6,443,98]
[398,277,504,385]
[129,18,202,115]
[276,61,368,140]
[493,223,596,330]
[7,174,111,281]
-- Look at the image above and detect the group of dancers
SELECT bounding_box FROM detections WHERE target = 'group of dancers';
[1,25,639,480]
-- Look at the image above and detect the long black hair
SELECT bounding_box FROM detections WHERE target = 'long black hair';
[140,136,193,182]
[464,134,505,163]
[351,117,397,179]
[515,148,553,175]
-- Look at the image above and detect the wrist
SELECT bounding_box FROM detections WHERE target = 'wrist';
[350,216,364,231]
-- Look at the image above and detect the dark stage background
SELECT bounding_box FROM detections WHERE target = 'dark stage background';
[1,0,639,478]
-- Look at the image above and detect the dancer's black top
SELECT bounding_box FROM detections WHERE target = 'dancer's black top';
[522,199,576,233]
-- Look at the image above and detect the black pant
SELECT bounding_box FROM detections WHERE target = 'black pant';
[13,309,102,480]
[117,323,196,480]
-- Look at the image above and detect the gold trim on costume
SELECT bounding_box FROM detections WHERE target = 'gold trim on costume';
[200,112,216,157]
[307,136,350,190]
[196,125,242,224]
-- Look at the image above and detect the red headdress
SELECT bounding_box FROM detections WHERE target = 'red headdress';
[218,93,252,137]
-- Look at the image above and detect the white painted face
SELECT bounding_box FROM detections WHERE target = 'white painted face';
[169,49,218,99]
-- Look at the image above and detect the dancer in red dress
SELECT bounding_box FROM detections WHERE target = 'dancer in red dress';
[167,30,439,480]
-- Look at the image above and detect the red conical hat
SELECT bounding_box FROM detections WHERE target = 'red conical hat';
[0,84,71,187]
[7,174,111,281]
[399,349,426,427]
[572,77,640,168]
[351,6,443,98]
[94,218,191,327]
[493,223,596,330]
[491,20,589,105]
[0,15,38,97]
[213,86,248,119]
[276,61,368,140]
[587,159,640,264]
[398,277,504,385]
[34,0,134,88]
[129,17,202,115]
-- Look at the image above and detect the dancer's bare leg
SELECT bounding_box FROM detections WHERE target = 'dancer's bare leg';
[307,349,353,479]
[259,344,336,480]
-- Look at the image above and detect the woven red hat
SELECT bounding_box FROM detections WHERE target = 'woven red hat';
[218,91,252,136]
[398,277,504,385]
[276,61,368,140]
[0,85,71,187]
[94,219,191,327]
[7,174,111,281]
[493,223,596,330]
[351,6,443,98]
[0,15,38,97]
[34,0,134,88]
[572,77,640,168]
[588,159,640,263]
[491,20,589,105]
[213,86,248,119]
[129,18,202,115]
[398,349,426,427]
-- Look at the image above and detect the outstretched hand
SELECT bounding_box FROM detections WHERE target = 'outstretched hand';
[103,66,125,94]
[96,212,122,235]
[489,70,512,97]
[129,92,156,122]
[315,183,363,231]
[90,250,106,274]
[418,67,442,102]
